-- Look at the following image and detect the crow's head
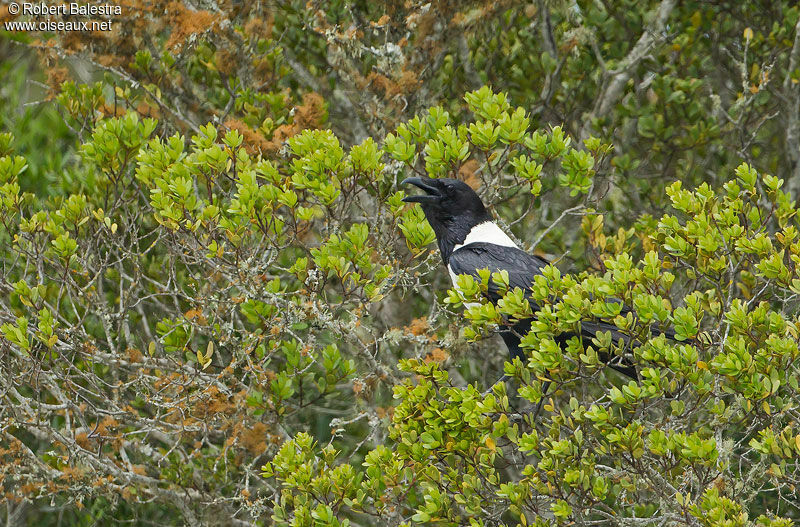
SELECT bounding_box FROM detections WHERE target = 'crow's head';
[402,176,489,225]
[402,176,491,260]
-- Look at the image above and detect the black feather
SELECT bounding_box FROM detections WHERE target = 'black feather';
[448,242,549,303]
[449,242,640,379]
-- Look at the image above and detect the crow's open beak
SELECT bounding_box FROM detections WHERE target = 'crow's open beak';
[401,177,440,203]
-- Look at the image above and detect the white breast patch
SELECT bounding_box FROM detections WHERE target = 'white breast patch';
[447,222,518,311]
[452,221,518,253]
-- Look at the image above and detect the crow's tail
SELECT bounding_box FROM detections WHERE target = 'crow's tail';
[575,320,645,380]
[503,317,678,380]
[500,317,678,381]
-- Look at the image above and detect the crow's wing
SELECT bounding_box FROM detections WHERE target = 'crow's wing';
[448,242,642,378]
[448,242,549,304]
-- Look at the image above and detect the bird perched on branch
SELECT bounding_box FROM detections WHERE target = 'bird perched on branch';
[402,176,638,381]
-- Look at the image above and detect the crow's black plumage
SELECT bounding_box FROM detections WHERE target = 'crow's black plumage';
[402,176,638,380]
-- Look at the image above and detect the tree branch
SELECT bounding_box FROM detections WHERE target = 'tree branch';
[580,0,677,140]
[784,15,800,198]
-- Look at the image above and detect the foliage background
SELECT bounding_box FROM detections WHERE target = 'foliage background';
[2,1,800,525]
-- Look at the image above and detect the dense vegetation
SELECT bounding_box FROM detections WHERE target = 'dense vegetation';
[2,1,800,525]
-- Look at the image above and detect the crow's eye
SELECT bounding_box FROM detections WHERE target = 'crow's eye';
[446,184,455,191]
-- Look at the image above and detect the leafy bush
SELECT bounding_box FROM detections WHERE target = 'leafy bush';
[2,85,799,525]
[4,0,800,525]
[264,91,800,527]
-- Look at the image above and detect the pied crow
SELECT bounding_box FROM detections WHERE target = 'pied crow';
[402,176,637,380]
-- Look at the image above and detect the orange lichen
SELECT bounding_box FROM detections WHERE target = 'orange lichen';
[367,72,392,94]
[215,48,238,76]
[393,70,420,95]
[371,14,391,27]
[367,70,420,99]
[136,102,160,119]
[458,159,481,188]
[60,32,87,52]
[100,103,127,118]
[155,372,182,391]
[184,307,208,325]
[224,119,273,156]
[406,317,429,336]
[95,416,119,438]
[45,67,68,92]
[97,54,122,67]
[59,466,85,482]
[224,93,325,155]
[293,92,326,130]
[0,5,14,22]
[424,347,449,364]
[243,15,273,39]
[165,1,219,50]
[126,347,143,363]
[240,422,268,455]
[19,482,41,496]
[193,385,235,419]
